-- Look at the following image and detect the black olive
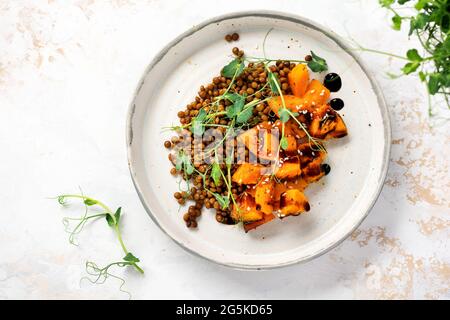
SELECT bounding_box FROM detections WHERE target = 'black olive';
[330,98,344,111]
[321,163,331,175]
[324,73,342,92]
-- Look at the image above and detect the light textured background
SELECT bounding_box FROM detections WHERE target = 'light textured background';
[0,0,448,300]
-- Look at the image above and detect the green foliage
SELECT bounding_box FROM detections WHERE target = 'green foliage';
[191,108,208,136]
[307,51,328,72]
[268,72,281,94]
[378,0,450,114]
[211,162,222,186]
[55,194,144,298]
[221,58,244,78]
[176,149,194,175]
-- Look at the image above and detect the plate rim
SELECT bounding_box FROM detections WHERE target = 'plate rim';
[126,10,392,270]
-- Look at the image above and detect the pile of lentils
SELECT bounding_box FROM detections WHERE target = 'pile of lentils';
[164,47,300,228]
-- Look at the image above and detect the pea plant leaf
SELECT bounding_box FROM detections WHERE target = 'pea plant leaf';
[268,72,281,95]
[279,108,290,123]
[84,199,97,206]
[221,58,244,78]
[427,73,441,95]
[409,13,428,35]
[176,150,194,175]
[392,14,402,30]
[211,162,222,186]
[406,49,422,62]
[379,0,395,7]
[226,93,246,118]
[236,105,254,124]
[402,61,421,74]
[105,214,115,227]
[191,108,207,136]
[123,252,140,263]
[307,51,328,72]
[114,207,121,225]
[214,193,230,209]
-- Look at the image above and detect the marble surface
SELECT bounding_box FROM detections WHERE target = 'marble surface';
[0,0,448,300]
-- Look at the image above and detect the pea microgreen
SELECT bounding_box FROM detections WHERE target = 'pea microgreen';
[221,58,244,78]
[211,161,222,186]
[357,0,450,117]
[176,149,194,175]
[268,71,281,93]
[278,108,291,123]
[191,108,208,136]
[55,193,143,299]
[307,51,329,73]
[225,93,246,118]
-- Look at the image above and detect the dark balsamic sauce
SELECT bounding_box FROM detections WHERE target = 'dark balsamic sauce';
[321,163,331,175]
[330,98,344,111]
[324,73,342,92]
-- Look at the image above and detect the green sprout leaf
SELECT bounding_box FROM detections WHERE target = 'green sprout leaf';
[279,108,290,123]
[57,196,66,205]
[415,0,428,10]
[307,51,328,72]
[211,162,222,186]
[402,61,420,74]
[84,199,97,206]
[280,136,289,150]
[409,13,429,35]
[406,49,422,61]
[226,93,245,118]
[379,0,395,7]
[114,207,121,225]
[176,150,194,175]
[392,14,402,30]
[191,108,207,136]
[418,71,426,82]
[268,72,281,94]
[214,193,230,209]
[106,214,115,227]
[428,73,441,95]
[123,252,140,263]
[236,105,254,124]
[221,58,244,78]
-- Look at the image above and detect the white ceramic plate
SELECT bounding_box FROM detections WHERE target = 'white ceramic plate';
[126,11,391,269]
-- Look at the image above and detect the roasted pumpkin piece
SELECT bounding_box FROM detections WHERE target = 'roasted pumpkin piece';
[231,193,264,222]
[309,105,348,139]
[258,129,279,161]
[297,142,323,165]
[273,178,308,204]
[325,113,347,139]
[274,159,302,179]
[273,182,287,206]
[232,163,265,185]
[255,178,275,214]
[268,95,305,115]
[302,79,330,107]
[243,213,276,232]
[245,185,257,197]
[237,123,278,161]
[279,189,310,217]
[286,178,308,192]
[283,135,297,153]
[302,154,326,183]
[288,64,309,97]
[273,119,308,140]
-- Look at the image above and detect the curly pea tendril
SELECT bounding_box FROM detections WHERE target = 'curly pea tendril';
[55,193,143,298]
